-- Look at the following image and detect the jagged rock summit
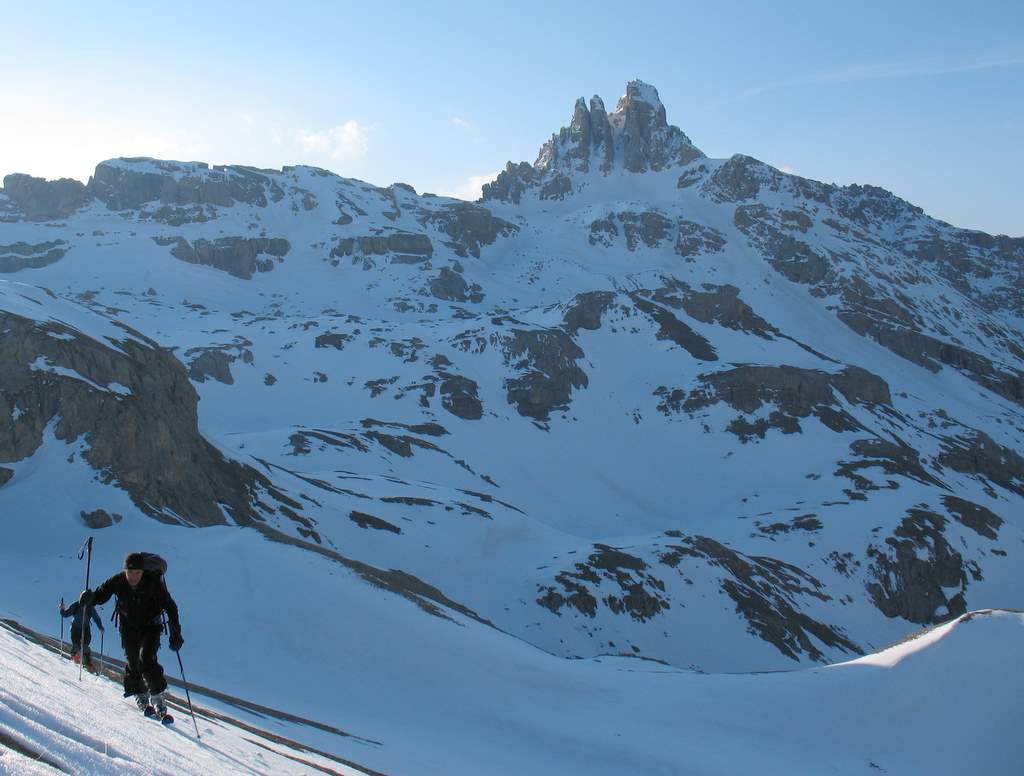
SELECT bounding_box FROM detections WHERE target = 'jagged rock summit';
[483,80,704,203]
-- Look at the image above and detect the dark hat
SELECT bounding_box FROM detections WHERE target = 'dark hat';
[124,552,145,570]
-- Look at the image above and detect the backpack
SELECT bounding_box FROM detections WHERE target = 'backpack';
[138,552,168,577]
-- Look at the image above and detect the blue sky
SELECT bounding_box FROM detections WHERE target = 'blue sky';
[3,0,1021,235]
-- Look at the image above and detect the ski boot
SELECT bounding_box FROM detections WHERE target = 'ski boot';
[135,693,154,717]
[150,692,173,724]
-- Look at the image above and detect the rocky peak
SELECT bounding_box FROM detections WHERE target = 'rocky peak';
[612,80,677,173]
[611,79,669,132]
[483,80,704,203]
[1,173,91,221]
[87,157,284,211]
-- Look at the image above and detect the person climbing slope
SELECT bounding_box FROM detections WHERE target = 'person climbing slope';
[79,552,184,720]
[59,598,104,671]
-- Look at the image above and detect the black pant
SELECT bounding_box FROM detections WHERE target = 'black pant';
[120,626,167,697]
[70,625,93,659]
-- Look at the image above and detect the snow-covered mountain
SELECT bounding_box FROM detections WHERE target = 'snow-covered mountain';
[1,80,1022,772]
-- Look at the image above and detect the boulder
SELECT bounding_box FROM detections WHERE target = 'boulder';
[80,509,123,529]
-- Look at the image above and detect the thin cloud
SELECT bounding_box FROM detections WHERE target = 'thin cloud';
[296,120,369,161]
[731,49,1024,103]
[451,117,472,129]
[438,171,500,202]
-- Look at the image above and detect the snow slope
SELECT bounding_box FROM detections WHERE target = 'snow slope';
[0,622,369,775]
[1,611,1021,775]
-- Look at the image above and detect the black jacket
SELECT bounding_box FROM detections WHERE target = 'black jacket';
[91,570,180,633]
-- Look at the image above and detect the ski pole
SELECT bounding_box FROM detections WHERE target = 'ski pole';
[77,537,94,682]
[59,597,64,659]
[98,624,105,680]
[176,650,201,739]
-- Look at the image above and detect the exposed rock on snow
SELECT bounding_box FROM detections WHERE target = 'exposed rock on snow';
[539,534,862,664]
[429,266,484,303]
[420,202,518,258]
[631,294,718,360]
[937,431,1024,497]
[1,173,91,220]
[350,509,402,533]
[0,308,274,526]
[501,328,588,420]
[0,240,70,272]
[438,373,483,419]
[866,508,973,623]
[154,235,291,279]
[80,508,123,528]
[88,158,284,210]
[561,291,616,335]
[186,348,236,384]
[331,232,434,261]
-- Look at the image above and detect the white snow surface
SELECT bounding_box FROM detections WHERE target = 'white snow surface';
[0,622,365,775]
[0,611,1021,775]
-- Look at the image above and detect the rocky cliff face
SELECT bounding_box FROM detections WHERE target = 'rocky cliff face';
[87,159,285,211]
[0,294,269,526]
[2,174,91,221]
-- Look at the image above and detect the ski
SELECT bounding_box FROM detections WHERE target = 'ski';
[142,705,174,725]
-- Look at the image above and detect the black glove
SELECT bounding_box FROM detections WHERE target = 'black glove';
[169,628,184,652]
[79,589,93,606]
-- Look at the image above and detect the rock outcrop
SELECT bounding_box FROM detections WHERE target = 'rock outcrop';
[866,509,973,624]
[658,365,891,439]
[331,232,434,264]
[1,174,91,220]
[421,203,517,258]
[0,241,70,273]
[88,159,283,210]
[154,236,290,279]
[501,329,588,420]
[0,305,273,526]
[483,80,704,203]
[428,267,484,303]
[539,533,862,663]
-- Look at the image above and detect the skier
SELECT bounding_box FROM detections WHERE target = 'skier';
[59,598,104,671]
[79,552,184,720]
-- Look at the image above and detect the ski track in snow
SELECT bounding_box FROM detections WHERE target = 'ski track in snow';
[0,611,1022,774]
[0,623,365,775]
